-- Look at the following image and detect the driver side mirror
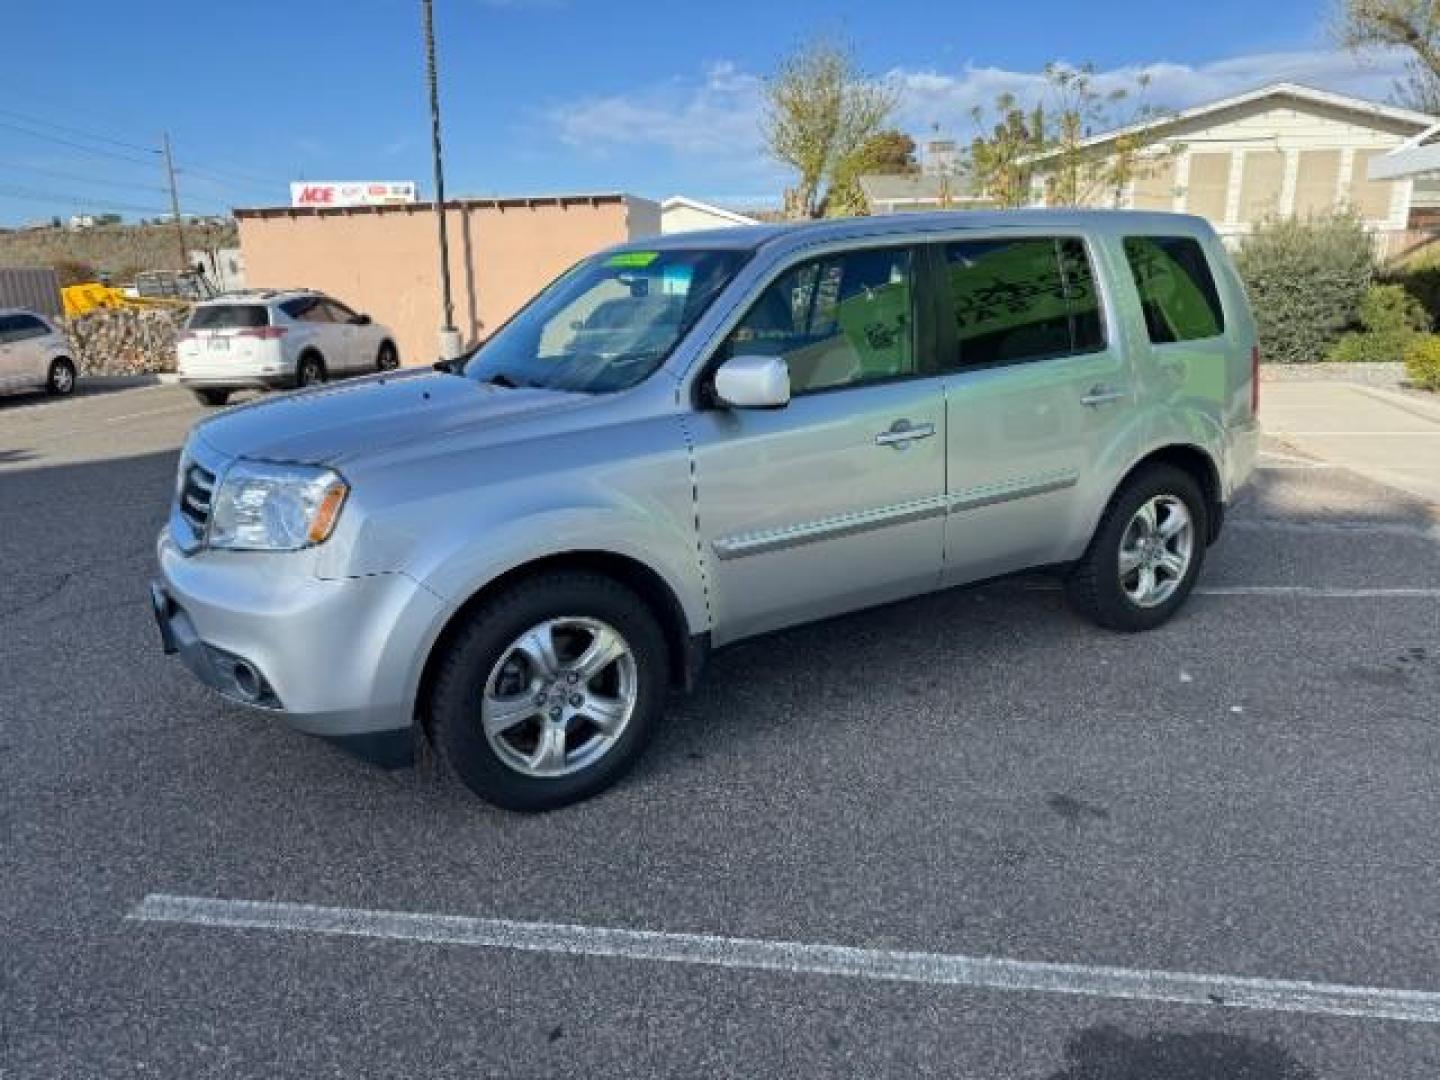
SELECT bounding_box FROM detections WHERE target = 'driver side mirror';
[713,354,790,409]
[351,313,372,326]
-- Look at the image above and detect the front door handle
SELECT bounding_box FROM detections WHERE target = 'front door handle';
[1080,386,1127,407]
[875,420,936,447]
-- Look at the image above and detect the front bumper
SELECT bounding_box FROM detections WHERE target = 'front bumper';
[152,529,446,767]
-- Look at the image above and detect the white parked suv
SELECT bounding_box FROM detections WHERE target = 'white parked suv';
[177,290,398,407]
[0,309,76,397]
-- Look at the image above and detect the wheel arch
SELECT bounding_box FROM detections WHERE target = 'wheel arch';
[1113,443,1224,543]
[413,549,703,738]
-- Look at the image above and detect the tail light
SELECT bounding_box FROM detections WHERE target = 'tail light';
[237,326,288,340]
[1250,344,1260,416]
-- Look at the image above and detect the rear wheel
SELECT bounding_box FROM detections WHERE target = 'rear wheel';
[191,388,231,408]
[296,353,326,387]
[1064,464,1207,632]
[45,357,76,396]
[428,572,668,811]
[376,341,399,371]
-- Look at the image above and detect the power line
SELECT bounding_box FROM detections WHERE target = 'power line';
[0,105,162,156]
[0,119,160,167]
[0,183,172,216]
[0,160,167,195]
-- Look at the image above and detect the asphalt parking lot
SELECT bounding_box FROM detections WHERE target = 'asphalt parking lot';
[3,383,1439,1078]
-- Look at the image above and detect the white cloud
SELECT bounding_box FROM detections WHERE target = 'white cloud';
[891,49,1415,133]
[541,47,1416,201]
[547,61,768,159]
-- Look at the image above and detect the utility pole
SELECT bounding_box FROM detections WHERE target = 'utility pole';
[422,0,460,360]
[161,133,189,273]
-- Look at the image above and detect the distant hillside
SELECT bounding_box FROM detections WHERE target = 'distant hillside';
[0,221,238,283]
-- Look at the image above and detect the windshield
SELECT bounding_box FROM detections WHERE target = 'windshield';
[463,247,749,392]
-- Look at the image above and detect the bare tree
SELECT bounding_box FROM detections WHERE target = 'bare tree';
[763,38,898,219]
[1339,0,1440,76]
[1338,0,1440,113]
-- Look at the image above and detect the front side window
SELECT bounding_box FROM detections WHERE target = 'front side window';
[724,246,914,394]
[464,248,748,393]
[942,237,1105,368]
[3,313,50,341]
[323,299,357,323]
[1123,236,1225,343]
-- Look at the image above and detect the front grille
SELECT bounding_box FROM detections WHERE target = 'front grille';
[179,462,216,535]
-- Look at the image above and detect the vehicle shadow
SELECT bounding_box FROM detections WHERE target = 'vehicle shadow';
[1043,1023,1316,1080]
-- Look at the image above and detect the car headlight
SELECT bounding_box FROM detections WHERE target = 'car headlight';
[208,460,349,551]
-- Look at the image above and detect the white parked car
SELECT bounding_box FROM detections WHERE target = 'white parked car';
[177,290,399,407]
[0,308,76,397]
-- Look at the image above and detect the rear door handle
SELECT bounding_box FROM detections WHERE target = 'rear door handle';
[1080,386,1127,407]
[875,420,936,447]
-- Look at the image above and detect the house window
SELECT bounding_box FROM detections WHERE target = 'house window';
[1131,158,1178,211]
[1238,149,1286,223]
[1185,152,1231,222]
[1349,148,1397,220]
[1293,149,1341,217]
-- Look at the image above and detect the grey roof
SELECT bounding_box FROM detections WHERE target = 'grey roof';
[858,172,986,203]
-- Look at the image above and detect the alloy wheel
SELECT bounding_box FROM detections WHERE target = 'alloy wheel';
[1118,494,1193,608]
[480,616,637,778]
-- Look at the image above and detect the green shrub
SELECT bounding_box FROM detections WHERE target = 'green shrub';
[1234,212,1375,364]
[1381,264,1440,331]
[1327,283,1430,362]
[1405,334,1440,390]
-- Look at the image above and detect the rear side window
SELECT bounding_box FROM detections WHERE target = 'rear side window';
[1123,236,1225,343]
[941,237,1105,368]
[189,304,268,330]
[1,313,50,340]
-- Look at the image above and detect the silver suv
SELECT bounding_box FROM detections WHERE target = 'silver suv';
[152,211,1260,811]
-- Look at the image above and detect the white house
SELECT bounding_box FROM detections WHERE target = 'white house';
[660,196,758,234]
[1024,82,1439,256]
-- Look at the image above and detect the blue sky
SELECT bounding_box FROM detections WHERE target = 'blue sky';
[0,0,1417,224]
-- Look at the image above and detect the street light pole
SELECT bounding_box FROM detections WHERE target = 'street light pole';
[421,0,460,360]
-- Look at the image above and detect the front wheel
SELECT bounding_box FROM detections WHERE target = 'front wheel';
[376,341,400,371]
[1064,465,1207,632]
[428,572,668,811]
[46,357,76,396]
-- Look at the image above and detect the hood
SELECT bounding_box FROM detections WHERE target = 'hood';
[192,370,590,465]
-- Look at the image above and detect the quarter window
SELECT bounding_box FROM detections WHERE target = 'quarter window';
[724,247,914,394]
[1123,236,1225,343]
[941,237,1105,368]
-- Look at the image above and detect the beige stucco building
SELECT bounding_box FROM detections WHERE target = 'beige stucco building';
[235,193,660,365]
[1026,83,1439,257]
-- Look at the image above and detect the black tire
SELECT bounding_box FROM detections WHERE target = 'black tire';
[191,388,231,408]
[45,357,76,396]
[376,340,400,371]
[1064,464,1208,633]
[429,572,669,811]
[296,352,326,387]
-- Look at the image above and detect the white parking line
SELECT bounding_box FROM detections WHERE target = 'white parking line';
[1021,581,1440,598]
[104,403,196,424]
[1197,585,1440,598]
[129,894,1440,1024]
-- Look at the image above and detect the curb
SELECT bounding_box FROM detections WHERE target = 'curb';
[78,374,181,387]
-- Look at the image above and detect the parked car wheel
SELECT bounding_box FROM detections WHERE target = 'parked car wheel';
[376,341,400,371]
[428,572,668,812]
[45,357,76,396]
[1064,464,1207,632]
[297,353,326,387]
[191,388,231,408]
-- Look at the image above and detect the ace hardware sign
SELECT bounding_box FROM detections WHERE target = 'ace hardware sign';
[289,182,418,208]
